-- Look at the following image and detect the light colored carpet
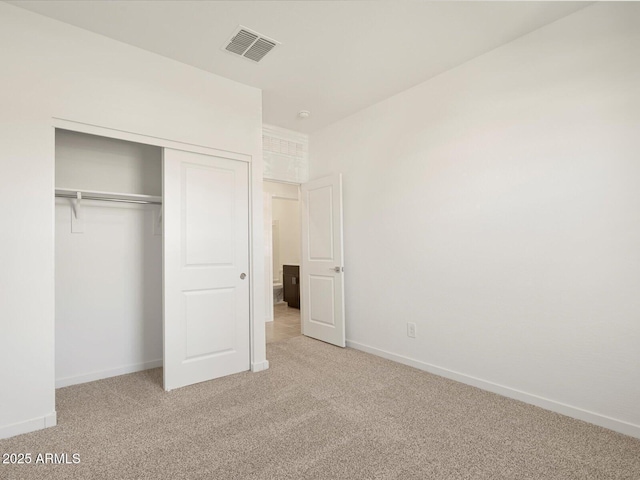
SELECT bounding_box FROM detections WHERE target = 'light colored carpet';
[1,336,639,479]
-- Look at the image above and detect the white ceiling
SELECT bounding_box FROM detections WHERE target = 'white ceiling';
[9,1,590,133]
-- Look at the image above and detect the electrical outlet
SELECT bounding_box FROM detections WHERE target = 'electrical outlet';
[407,322,416,338]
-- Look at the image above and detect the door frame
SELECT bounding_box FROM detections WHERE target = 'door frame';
[51,117,269,386]
[263,180,301,327]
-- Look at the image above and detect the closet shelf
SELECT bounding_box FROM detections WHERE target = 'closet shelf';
[55,188,162,205]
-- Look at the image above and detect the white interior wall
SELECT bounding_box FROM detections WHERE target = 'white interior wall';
[0,3,264,439]
[55,131,162,387]
[56,130,162,195]
[310,3,640,438]
[272,199,301,281]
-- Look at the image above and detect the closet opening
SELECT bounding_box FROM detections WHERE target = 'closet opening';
[54,129,164,391]
[264,180,302,343]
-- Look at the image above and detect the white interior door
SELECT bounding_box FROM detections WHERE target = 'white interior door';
[301,174,345,347]
[163,148,250,391]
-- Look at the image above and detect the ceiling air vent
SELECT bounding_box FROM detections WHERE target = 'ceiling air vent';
[223,26,280,63]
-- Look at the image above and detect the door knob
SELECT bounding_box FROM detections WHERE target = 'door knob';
[332,266,342,272]
[240,273,247,279]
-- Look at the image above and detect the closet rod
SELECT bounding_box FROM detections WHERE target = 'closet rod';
[55,193,162,205]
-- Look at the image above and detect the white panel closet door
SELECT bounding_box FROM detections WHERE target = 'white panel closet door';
[301,174,345,347]
[163,148,250,391]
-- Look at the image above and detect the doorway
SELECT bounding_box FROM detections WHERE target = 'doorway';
[54,129,164,389]
[264,180,302,343]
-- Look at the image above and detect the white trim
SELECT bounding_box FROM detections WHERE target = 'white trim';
[265,179,301,187]
[0,412,57,440]
[272,193,299,201]
[264,192,274,323]
[248,160,258,371]
[53,117,252,163]
[346,340,640,440]
[55,360,163,388]
[251,360,270,372]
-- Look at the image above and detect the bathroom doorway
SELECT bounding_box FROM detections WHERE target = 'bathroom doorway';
[264,180,302,343]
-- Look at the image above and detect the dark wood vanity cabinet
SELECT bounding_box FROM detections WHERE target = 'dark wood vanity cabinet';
[283,264,300,309]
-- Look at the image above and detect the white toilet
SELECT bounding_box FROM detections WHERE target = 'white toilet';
[273,281,284,304]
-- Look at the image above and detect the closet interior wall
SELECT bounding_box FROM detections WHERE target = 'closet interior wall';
[55,130,162,387]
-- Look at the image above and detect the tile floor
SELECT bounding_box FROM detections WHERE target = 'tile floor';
[266,303,301,343]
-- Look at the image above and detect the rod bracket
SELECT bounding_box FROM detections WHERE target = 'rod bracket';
[71,191,84,233]
[153,206,162,236]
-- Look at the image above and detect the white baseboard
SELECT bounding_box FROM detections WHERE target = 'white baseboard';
[346,340,640,440]
[55,359,163,388]
[251,360,270,372]
[0,411,57,440]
